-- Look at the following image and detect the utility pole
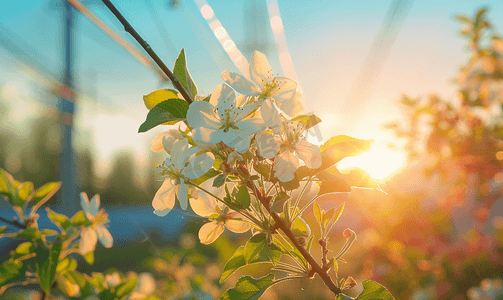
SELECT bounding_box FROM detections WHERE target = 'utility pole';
[57,0,78,214]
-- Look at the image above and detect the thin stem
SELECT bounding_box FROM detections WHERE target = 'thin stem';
[101,0,194,103]
[188,182,264,227]
[270,211,341,295]
[275,233,308,272]
[0,216,26,229]
[291,176,313,222]
[276,261,307,274]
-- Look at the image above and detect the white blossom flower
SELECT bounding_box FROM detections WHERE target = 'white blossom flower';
[79,193,113,254]
[153,138,215,216]
[222,51,302,117]
[151,127,185,153]
[187,83,265,153]
[189,186,250,245]
[256,121,321,182]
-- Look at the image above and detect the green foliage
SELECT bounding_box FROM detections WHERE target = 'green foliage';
[138,98,189,132]
[221,274,275,300]
[318,135,373,171]
[291,114,322,129]
[35,239,63,293]
[173,48,198,100]
[244,233,267,263]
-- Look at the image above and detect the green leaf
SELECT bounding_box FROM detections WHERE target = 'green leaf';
[317,135,373,171]
[336,294,354,300]
[16,181,34,204]
[191,168,220,185]
[84,251,94,265]
[317,166,352,195]
[306,236,315,252]
[173,48,198,99]
[12,242,34,260]
[221,274,274,300]
[143,88,179,110]
[279,176,300,191]
[291,217,311,238]
[244,233,267,263]
[356,279,394,300]
[0,226,7,234]
[115,276,138,298]
[32,182,61,207]
[35,239,63,294]
[71,211,89,226]
[326,203,345,230]
[258,243,282,266]
[0,260,25,286]
[342,168,380,189]
[138,99,189,132]
[313,202,322,223]
[232,185,251,210]
[220,246,272,283]
[213,173,227,188]
[291,114,322,130]
[253,162,271,178]
[47,208,72,232]
[58,273,80,297]
[0,169,14,200]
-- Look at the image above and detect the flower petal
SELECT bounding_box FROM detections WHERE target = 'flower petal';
[211,83,236,113]
[183,152,215,179]
[225,212,250,233]
[177,183,188,210]
[88,194,100,217]
[255,132,281,159]
[80,192,90,214]
[171,139,189,170]
[189,191,216,217]
[222,70,260,96]
[260,99,282,132]
[294,139,322,169]
[273,149,299,182]
[249,51,273,88]
[278,91,304,117]
[270,77,297,104]
[187,100,220,130]
[152,179,176,216]
[198,222,224,245]
[80,227,97,254]
[151,131,177,152]
[193,126,220,144]
[96,225,113,248]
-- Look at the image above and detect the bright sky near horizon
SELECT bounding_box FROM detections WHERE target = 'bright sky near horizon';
[1,0,503,181]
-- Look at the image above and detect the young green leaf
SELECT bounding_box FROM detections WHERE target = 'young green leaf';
[191,169,220,185]
[213,173,227,188]
[220,246,272,283]
[143,89,179,110]
[317,135,373,172]
[291,114,322,130]
[305,235,315,253]
[71,211,89,226]
[244,233,267,263]
[259,243,282,266]
[231,185,251,210]
[221,274,274,300]
[114,276,138,298]
[355,279,394,300]
[313,202,322,223]
[138,99,189,133]
[46,208,72,232]
[173,49,198,99]
[35,239,63,294]
[31,182,61,211]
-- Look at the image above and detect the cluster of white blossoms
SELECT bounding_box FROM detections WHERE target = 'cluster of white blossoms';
[150,51,322,244]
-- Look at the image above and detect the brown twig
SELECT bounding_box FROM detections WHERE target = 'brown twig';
[101,0,194,104]
[270,211,341,295]
[0,216,26,229]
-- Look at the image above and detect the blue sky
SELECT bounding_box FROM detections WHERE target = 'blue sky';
[1,0,503,179]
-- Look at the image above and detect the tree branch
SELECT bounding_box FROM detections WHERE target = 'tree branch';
[0,216,26,229]
[101,0,194,104]
[270,211,341,296]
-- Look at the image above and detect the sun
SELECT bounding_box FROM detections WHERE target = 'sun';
[336,140,407,181]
